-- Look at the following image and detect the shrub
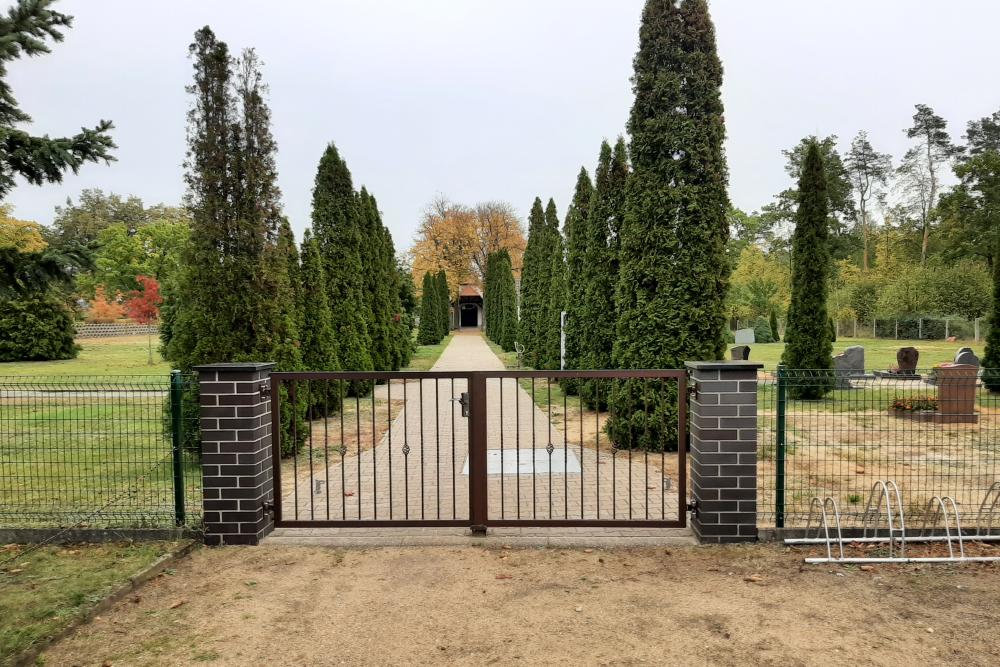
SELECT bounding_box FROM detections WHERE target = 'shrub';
[754,317,774,344]
[0,296,79,361]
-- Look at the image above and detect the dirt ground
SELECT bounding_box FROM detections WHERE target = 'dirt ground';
[41,542,1000,666]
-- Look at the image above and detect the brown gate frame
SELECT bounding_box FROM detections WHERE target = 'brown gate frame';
[270,369,687,530]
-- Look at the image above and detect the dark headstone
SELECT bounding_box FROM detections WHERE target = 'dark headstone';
[897,346,919,373]
[730,345,750,360]
[954,347,980,367]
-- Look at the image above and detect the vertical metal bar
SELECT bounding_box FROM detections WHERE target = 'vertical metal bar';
[451,377,456,519]
[499,376,505,519]
[532,377,537,520]
[776,364,787,529]
[307,380,314,521]
[324,381,330,520]
[403,378,409,520]
[340,380,346,521]
[388,378,393,520]
[564,386,568,520]
[372,380,377,520]
[270,377,283,525]
[469,372,488,531]
[435,379,441,519]
[595,379,601,520]
[356,391,362,519]
[290,380,298,520]
[677,374,687,526]
[547,379,553,518]
[419,379,425,520]
[516,376,521,520]
[169,370,185,526]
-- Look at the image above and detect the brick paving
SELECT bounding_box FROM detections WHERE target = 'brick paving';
[280,332,681,524]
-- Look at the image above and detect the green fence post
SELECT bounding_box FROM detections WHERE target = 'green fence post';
[775,364,787,529]
[170,369,186,527]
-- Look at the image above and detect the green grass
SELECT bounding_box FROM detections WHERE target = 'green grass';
[403,333,454,372]
[0,336,169,377]
[750,337,984,370]
[0,541,182,665]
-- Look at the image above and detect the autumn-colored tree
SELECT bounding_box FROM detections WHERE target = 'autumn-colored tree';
[410,195,525,294]
[88,285,124,323]
[125,275,162,364]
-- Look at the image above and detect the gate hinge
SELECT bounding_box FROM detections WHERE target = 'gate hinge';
[263,501,275,518]
[687,382,699,400]
[686,500,699,516]
[259,379,271,399]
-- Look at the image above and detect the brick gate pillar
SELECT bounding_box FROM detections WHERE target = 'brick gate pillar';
[194,362,275,546]
[684,361,763,543]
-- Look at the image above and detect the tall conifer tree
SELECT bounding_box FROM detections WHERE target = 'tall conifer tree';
[494,251,518,352]
[563,167,594,388]
[309,144,373,393]
[518,197,548,366]
[781,141,834,398]
[417,271,440,345]
[359,187,395,371]
[541,200,566,370]
[608,0,729,451]
[436,270,451,336]
[580,138,629,408]
[167,29,301,374]
[299,230,341,412]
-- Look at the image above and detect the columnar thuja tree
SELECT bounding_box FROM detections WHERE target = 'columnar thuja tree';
[562,167,594,387]
[299,230,341,412]
[491,250,518,351]
[781,141,834,398]
[309,144,373,393]
[984,233,1000,391]
[359,188,395,372]
[436,269,451,336]
[580,138,629,408]
[417,271,440,345]
[166,29,301,375]
[541,199,566,370]
[608,0,730,451]
[518,197,548,366]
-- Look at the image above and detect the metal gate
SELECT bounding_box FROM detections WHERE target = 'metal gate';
[270,370,687,530]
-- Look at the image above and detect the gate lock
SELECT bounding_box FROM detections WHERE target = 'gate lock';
[450,392,470,418]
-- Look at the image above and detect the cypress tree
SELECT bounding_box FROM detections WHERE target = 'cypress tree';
[769,308,780,342]
[436,270,451,337]
[417,271,440,345]
[984,233,1000,391]
[309,143,373,394]
[484,252,498,340]
[299,230,342,412]
[495,251,518,351]
[518,197,548,367]
[541,201,566,370]
[781,141,834,398]
[580,139,629,408]
[381,225,411,369]
[608,0,730,451]
[563,167,594,389]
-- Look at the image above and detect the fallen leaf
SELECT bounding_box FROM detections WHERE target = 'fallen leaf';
[575,606,583,612]
[859,565,875,572]
[744,574,763,583]
[855,466,865,474]
[495,573,512,580]
[169,600,186,609]
[583,548,594,553]
[344,491,355,497]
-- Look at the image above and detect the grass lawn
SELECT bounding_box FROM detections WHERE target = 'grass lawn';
[0,541,185,665]
[403,333,454,372]
[751,336,984,370]
[0,336,170,377]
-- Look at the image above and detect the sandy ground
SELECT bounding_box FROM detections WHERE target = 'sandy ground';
[41,543,1000,666]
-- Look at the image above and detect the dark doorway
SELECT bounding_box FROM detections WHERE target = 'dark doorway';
[460,304,478,328]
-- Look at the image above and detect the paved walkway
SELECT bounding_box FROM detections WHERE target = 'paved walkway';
[279,332,680,525]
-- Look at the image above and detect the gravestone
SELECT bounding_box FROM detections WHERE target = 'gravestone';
[954,347,980,368]
[833,345,865,388]
[874,346,920,380]
[730,345,750,360]
[734,328,755,345]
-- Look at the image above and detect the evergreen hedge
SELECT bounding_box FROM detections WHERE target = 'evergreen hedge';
[417,271,440,345]
[562,168,594,391]
[984,233,1000,391]
[518,198,549,367]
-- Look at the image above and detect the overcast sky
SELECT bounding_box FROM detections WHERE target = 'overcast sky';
[8,0,1000,250]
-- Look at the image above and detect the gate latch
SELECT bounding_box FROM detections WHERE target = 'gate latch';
[259,379,271,399]
[451,392,470,418]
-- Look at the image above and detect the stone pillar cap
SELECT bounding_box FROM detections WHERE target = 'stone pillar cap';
[685,361,764,371]
[192,362,276,372]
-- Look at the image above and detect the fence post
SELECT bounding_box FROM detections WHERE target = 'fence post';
[194,362,276,546]
[685,360,763,543]
[169,370,185,527]
[775,364,787,529]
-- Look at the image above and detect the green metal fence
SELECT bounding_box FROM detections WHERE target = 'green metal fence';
[759,366,1000,528]
[0,373,202,530]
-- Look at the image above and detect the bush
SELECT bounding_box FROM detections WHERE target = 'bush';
[0,296,79,361]
[754,317,774,343]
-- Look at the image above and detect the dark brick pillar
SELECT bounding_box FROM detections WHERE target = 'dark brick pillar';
[195,362,275,546]
[685,361,763,543]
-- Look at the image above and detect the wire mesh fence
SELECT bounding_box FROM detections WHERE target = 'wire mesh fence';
[0,373,202,530]
[758,366,1000,528]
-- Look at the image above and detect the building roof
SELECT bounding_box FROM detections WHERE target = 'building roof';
[459,284,483,298]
